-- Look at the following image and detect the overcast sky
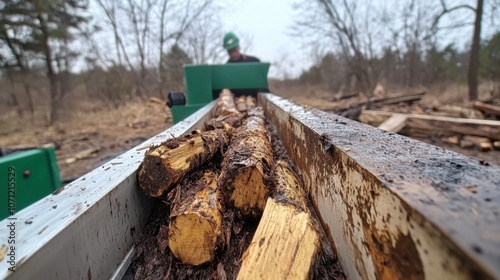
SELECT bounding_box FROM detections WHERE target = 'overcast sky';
[218,0,308,78]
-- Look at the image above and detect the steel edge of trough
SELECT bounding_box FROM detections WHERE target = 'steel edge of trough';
[260,93,500,280]
[0,101,216,280]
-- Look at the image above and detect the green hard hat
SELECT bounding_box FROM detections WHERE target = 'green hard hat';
[223,32,239,50]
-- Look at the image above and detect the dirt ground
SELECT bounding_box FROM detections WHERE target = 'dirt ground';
[0,99,172,181]
[0,85,498,184]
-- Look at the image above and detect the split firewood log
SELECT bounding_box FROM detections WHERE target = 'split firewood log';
[237,160,323,280]
[167,167,223,265]
[219,107,274,218]
[138,129,229,197]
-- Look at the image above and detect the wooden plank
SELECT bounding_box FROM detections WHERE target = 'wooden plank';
[473,101,500,117]
[360,110,500,140]
[377,114,407,133]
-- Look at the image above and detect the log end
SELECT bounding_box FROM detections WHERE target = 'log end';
[168,212,221,265]
[237,199,320,280]
[228,166,270,218]
[138,151,173,197]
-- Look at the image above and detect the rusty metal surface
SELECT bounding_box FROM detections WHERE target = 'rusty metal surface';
[260,93,500,280]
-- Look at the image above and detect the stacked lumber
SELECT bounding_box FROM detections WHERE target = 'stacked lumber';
[134,89,344,279]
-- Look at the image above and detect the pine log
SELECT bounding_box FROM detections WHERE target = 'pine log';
[237,160,320,280]
[473,101,500,117]
[235,96,248,112]
[138,129,229,197]
[219,107,274,218]
[462,136,492,152]
[205,114,245,130]
[245,96,257,109]
[494,141,500,150]
[168,168,223,265]
[216,89,240,116]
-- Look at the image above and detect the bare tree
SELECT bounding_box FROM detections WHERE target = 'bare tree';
[432,0,487,101]
[182,12,226,65]
[292,0,383,96]
[94,0,215,97]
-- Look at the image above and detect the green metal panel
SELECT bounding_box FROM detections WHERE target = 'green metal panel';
[211,63,270,90]
[172,63,270,124]
[171,104,206,124]
[0,146,62,220]
[183,64,213,104]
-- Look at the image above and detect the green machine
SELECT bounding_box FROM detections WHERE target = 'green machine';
[167,63,270,123]
[0,145,62,220]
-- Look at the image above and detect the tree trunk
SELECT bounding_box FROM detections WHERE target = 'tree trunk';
[168,168,223,265]
[37,13,59,125]
[468,0,483,101]
[219,107,274,218]
[138,128,229,197]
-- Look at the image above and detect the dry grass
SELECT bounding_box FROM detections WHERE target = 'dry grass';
[0,98,172,179]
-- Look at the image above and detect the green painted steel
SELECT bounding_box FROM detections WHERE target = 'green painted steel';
[170,104,206,123]
[1,146,62,220]
[211,63,270,90]
[172,63,270,124]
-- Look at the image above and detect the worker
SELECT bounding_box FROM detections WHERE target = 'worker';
[223,32,260,63]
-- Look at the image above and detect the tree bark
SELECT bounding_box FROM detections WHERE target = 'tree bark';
[168,168,223,265]
[138,129,229,197]
[219,107,274,218]
[468,0,483,101]
[216,89,240,116]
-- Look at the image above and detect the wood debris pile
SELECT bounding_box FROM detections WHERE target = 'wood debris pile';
[131,90,345,279]
[332,91,500,153]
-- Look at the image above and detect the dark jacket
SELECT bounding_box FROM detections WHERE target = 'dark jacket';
[227,54,260,63]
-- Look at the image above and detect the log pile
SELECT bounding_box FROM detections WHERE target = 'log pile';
[359,109,500,152]
[132,89,344,279]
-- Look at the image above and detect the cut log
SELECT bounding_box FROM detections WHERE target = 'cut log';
[377,114,407,133]
[494,141,500,150]
[473,101,500,117]
[360,110,500,141]
[216,89,240,116]
[168,168,223,265]
[205,114,244,130]
[245,96,257,109]
[219,107,274,218]
[237,160,321,280]
[138,129,229,197]
[442,136,460,145]
[462,136,492,152]
[235,96,248,112]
